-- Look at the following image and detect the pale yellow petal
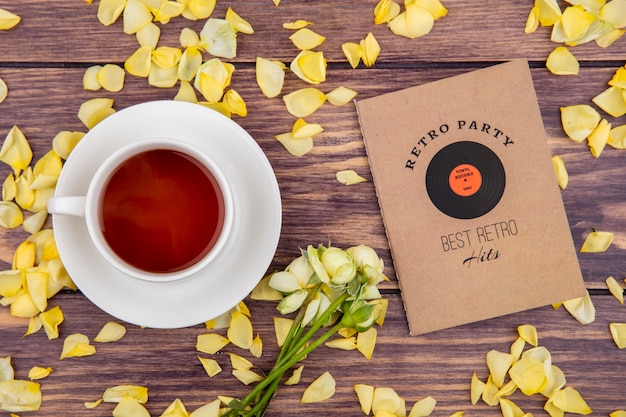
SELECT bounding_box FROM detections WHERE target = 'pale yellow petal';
[153,1,184,24]
[606,276,624,304]
[148,64,179,88]
[609,124,626,149]
[229,352,254,371]
[225,7,253,34]
[181,0,215,20]
[537,0,563,25]
[0,202,23,228]
[274,132,314,157]
[374,0,401,24]
[325,337,357,350]
[580,230,614,252]
[160,398,189,417]
[13,240,35,270]
[289,28,326,50]
[546,46,579,75]
[2,173,15,201]
[609,323,626,348]
[249,334,262,358]
[189,399,221,417]
[290,50,326,85]
[470,372,485,405]
[198,102,231,118]
[0,270,22,297]
[232,369,263,385]
[562,290,596,324]
[94,322,127,343]
[560,104,601,142]
[408,396,436,417]
[196,333,230,354]
[595,28,625,47]
[354,384,374,414]
[486,349,515,388]
[83,66,103,91]
[499,398,525,417]
[360,32,381,67]
[112,395,150,417]
[0,126,33,174]
[480,377,500,406]
[508,357,548,396]
[342,42,363,69]
[25,271,48,312]
[357,327,377,360]
[601,0,626,28]
[0,77,7,103]
[273,317,294,347]
[336,170,367,185]
[227,310,253,349]
[178,47,203,82]
[256,57,285,98]
[199,18,237,59]
[14,174,34,210]
[24,315,42,337]
[326,86,358,106]
[372,386,405,416]
[541,364,566,397]
[592,86,626,117]
[249,275,283,301]
[561,5,596,40]
[0,357,14,382]
[198,356,222,377]
[551,155,568,189]
[292,118,323,139]
[152,46,182,70]
[77,98,115,130]
[97,0,126,26]
[0,8,21,30]
[123,0,152,34]
[59,333,96,359]
[103,385,148,403]
[97,64,125,92]
[283,365,303,386]
[525,5,540,33]
[283,87,326,117]
[180,27,200,48]
[609,411,626,417]
[301,372,335,403]
[410,0,448,19]
[28,366,52,380]
[388,6,434,39]
[223,89,247,117]
[136,22,160,49]
[551,386,592,414]
[0,380,42,412]
[174,80,198,103]
[517,324,539,346]
[39,305,64,340]
[283,20,312,29]
[125,45,153,77]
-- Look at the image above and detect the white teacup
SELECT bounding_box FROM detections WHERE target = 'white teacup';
[48,138,233,283]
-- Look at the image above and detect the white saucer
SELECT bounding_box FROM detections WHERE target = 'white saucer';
[51,101,282,328]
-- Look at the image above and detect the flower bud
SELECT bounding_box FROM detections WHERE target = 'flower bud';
[347,245,384,273]
[286,255,314,287]
[276,289,308,314]
[321,247,357,285]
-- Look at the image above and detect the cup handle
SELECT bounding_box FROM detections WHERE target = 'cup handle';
[47,196,87,217]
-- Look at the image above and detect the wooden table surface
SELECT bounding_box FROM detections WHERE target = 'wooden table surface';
[1,0,625,416]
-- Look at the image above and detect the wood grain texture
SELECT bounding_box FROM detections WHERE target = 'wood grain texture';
[0,0,625,416]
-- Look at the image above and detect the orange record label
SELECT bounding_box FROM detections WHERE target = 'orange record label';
[448,163,482,197]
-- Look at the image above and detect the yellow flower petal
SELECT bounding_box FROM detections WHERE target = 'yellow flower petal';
[0,202,23,228]
[508,357,548,396]
[25,271,48,312]
[198,356,222,377]
[524,5,540,33]
[326,86,358,106]
[148,64,179,88]
[609,124,626,149]
[609,323,626,348]
[408,395,436,417]
[499,398,526,417]
[283,20,312,29]
[256,57,285,98]
[601,0,626,28]
[97,0,126,26]
[595,28,625,47]
[249,275,283,301]
[587,118,611,157]
[250,334,263,358]
[96,64,125,92]
[290,50,327,84]
[153,1,184,24]
[273,0,281,6]
[225,7,253,34]
[551,386,592,415]
[59,333,96,359]
[372,386,405,416]
[609,411,626,417]
[229,353,253,371]
[480,377,501,406]
[541,364,566,397]
[223,89,247,117]
[354,384,374,414]
[283,365,303,386]
[199,18,237,59]
[39,305,64,340]
[580,230,614,252]
[103,385,148,403]
[411,0,448,19]
[160,398,189,417]
[194,58,234,102]
[83,66,103,91]
[1,126,32,174]
[125,45,153,77]
[2,173,16,201]
[198,101,231,118]
[0,8,20,30]
[0,77,7,104]
[357,327,377,359]
[24,315,42,337]
[28,366,52,380]
[562,290,596,324]
[152,46,182,70]
[388,5,434,39]
[325,337,357,350]
[292,118,323,139]
[273,317,293,347]
[517,324,538,346]
[232,369,263,385]
[178,47,202,82]
[14,174,34,210]
[342,42,363,69]
[0,270,22,297]
[94,322,127,343]
[486,349,515,388]
[551,155,568,189]
[13,240,35,270]
[536,0,563,26]
[546,46,579,75]
[180,0,215,20]
[593,86,626,117]
[360,32,381,67]
[606,276,624,304]
[301,372,335,403]
[123,0,152,34]
[196,333,230,354]
[561,5,597,40]
[0,380,42,412]
[374,0,401,24]
[136,22,160,48]
[560,104,601,142]
[289,28,326,50]
[0,356,15,381]
[77,98,115,130]
[112,395,150,417]
[174,80,198,103]
[336,169,367,185]
[227,310,253,349]
[470,372,485,405]
[274,132,314,157]
[283,87,326,117]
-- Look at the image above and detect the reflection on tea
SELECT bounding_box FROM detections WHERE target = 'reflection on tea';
[100,149,225,274]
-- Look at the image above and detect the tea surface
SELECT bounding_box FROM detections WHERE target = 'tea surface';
[101,149,225,274]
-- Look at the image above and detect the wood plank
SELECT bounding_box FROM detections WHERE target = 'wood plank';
[0,0,625,63]
[0,66,623,286]
[0,291,623,416]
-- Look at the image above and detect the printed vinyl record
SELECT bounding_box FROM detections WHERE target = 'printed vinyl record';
[425,141,505,219]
